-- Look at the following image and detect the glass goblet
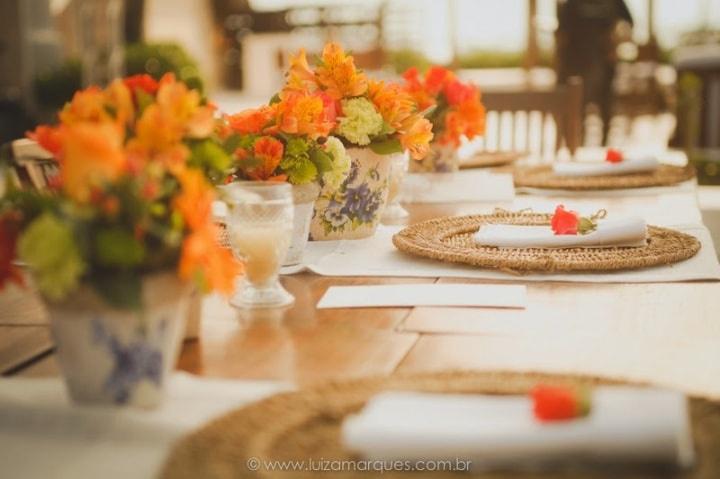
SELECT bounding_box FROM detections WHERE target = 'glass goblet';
[381,152,410,222]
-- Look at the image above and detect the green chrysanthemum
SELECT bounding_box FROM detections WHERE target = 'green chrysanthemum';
[18,212,86,300]
[337,98,383,146]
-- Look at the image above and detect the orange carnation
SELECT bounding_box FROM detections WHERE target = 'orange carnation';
[247,136,286,181]
[316,42,368,100]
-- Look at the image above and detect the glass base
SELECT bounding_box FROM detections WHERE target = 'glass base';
[230,278,295,309]
[382,201,409,221]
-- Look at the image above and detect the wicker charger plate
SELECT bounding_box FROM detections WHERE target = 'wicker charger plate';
[392,211,700,274]
[513,164,696,190]
[460,151,525,169]
[160,370,720,479]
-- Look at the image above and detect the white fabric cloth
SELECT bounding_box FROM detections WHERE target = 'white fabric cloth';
[399,171,515,204]
[552,157,660,177]
[515,179,697,198]
[474,217,647,249]
[342,389,694,469]
[281,225,720,283]
[0,373,290,479]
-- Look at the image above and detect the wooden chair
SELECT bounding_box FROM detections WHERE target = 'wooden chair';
[3,139,58,192]
[479,76,583,159]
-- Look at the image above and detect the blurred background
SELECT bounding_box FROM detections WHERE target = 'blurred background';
[1,0,719,179]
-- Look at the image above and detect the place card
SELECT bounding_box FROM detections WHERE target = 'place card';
[316,284,527,309]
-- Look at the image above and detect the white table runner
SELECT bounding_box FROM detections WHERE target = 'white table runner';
[282,225,720,283]
[400,170,515,203]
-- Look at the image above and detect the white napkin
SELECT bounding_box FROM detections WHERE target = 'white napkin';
[474,217,647,249]
[342,388,694,469]
[553,157,659,177]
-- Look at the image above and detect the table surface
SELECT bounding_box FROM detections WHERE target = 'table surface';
[4,185,720,400]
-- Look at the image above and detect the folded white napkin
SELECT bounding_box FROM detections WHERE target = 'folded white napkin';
[342,388,694,469]
[553,157,659,177]
[474,217,647,249]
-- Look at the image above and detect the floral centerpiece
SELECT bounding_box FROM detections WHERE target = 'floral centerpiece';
[219,98,351,263]
[279,42,434,239]
[402,66,486,172]
[0,74,240,407]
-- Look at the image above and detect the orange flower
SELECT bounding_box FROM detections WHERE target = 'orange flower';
[443,79,477,106]
[226,105,275,135]
[59,87,113,125]
[367,80,414,131]
[285,48,318,92]
[27,125,62,157]
[400,115,433,160]
[276,90,335,139]
[60,122,127,202]
[246,136,286,181]
[179,224,241,295]
[402,67,436,112]
[315,42,368,100]
[156,73,215,138]
[132,104,184,152]
[123,74,159,95]
[174,168,214,231]
[424,66,454,95]
[104,79,135,125]
[439,98,486,146]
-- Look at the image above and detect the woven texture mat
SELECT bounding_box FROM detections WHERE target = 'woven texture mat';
[160,370,720,479]
[392,212,700,274]
[460,151,524,169]
[513,164,696,190]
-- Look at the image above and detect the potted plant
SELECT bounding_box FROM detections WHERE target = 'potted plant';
[219,100,351,264]
[402,66,486,172]
[0,74,241,408]
[278,43,433,240]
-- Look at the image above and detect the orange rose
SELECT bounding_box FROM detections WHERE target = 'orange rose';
[316,42,368,100]
[550,205,579,235]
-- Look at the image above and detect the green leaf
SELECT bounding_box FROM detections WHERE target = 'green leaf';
[189,139,232,173]
[578,217,597,235]
[280,156,318,185]
[135,89,154,116]
[93,271,143,310]
[369,138,403,155]
[309,148,334,173]
[95,228,146,268]
[222,133,243,154]
[269,93,281,105]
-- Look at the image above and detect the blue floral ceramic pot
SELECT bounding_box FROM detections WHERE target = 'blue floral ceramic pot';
[47,272,191,408]
[408,142,459,173]
[310,147,395,240]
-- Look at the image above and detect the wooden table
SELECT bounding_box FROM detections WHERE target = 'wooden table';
[6,188,719,400]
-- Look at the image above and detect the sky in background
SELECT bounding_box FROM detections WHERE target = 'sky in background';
[252,0,720,62]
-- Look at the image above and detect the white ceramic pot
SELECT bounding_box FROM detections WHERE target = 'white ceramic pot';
[408,142,459,173]
[310,147,395,240]
[284,182,320,265]
[46,271,191,408]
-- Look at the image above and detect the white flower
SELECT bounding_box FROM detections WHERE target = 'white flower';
[322,136,352,191]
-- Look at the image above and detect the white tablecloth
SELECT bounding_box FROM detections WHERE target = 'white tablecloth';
[0,373,290,479]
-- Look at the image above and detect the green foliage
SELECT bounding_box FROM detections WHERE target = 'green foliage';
[34,59,82,110]
[280,156,318,184]
[18,212,86,300]
[310,149,333,174]
[188,139,233,183]
[368,138,403,156]
[387,49,431,74]
[95,228,146,268]
[125,42,204,92]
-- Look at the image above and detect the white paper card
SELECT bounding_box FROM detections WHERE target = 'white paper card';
[317,284,527,309]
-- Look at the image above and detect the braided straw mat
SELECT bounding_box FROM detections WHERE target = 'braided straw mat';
[160,370,720,479]
[392,212,700,274]
[513,164,695,190]
[460,151,525,169]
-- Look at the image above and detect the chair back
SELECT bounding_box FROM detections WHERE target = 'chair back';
[480,76,583,159]
[3,139,58,192]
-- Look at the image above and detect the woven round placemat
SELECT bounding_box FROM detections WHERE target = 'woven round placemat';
[460,151,525,169]
[160,370,720,479]
[513,164,695,190]
[392,211,700,274]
